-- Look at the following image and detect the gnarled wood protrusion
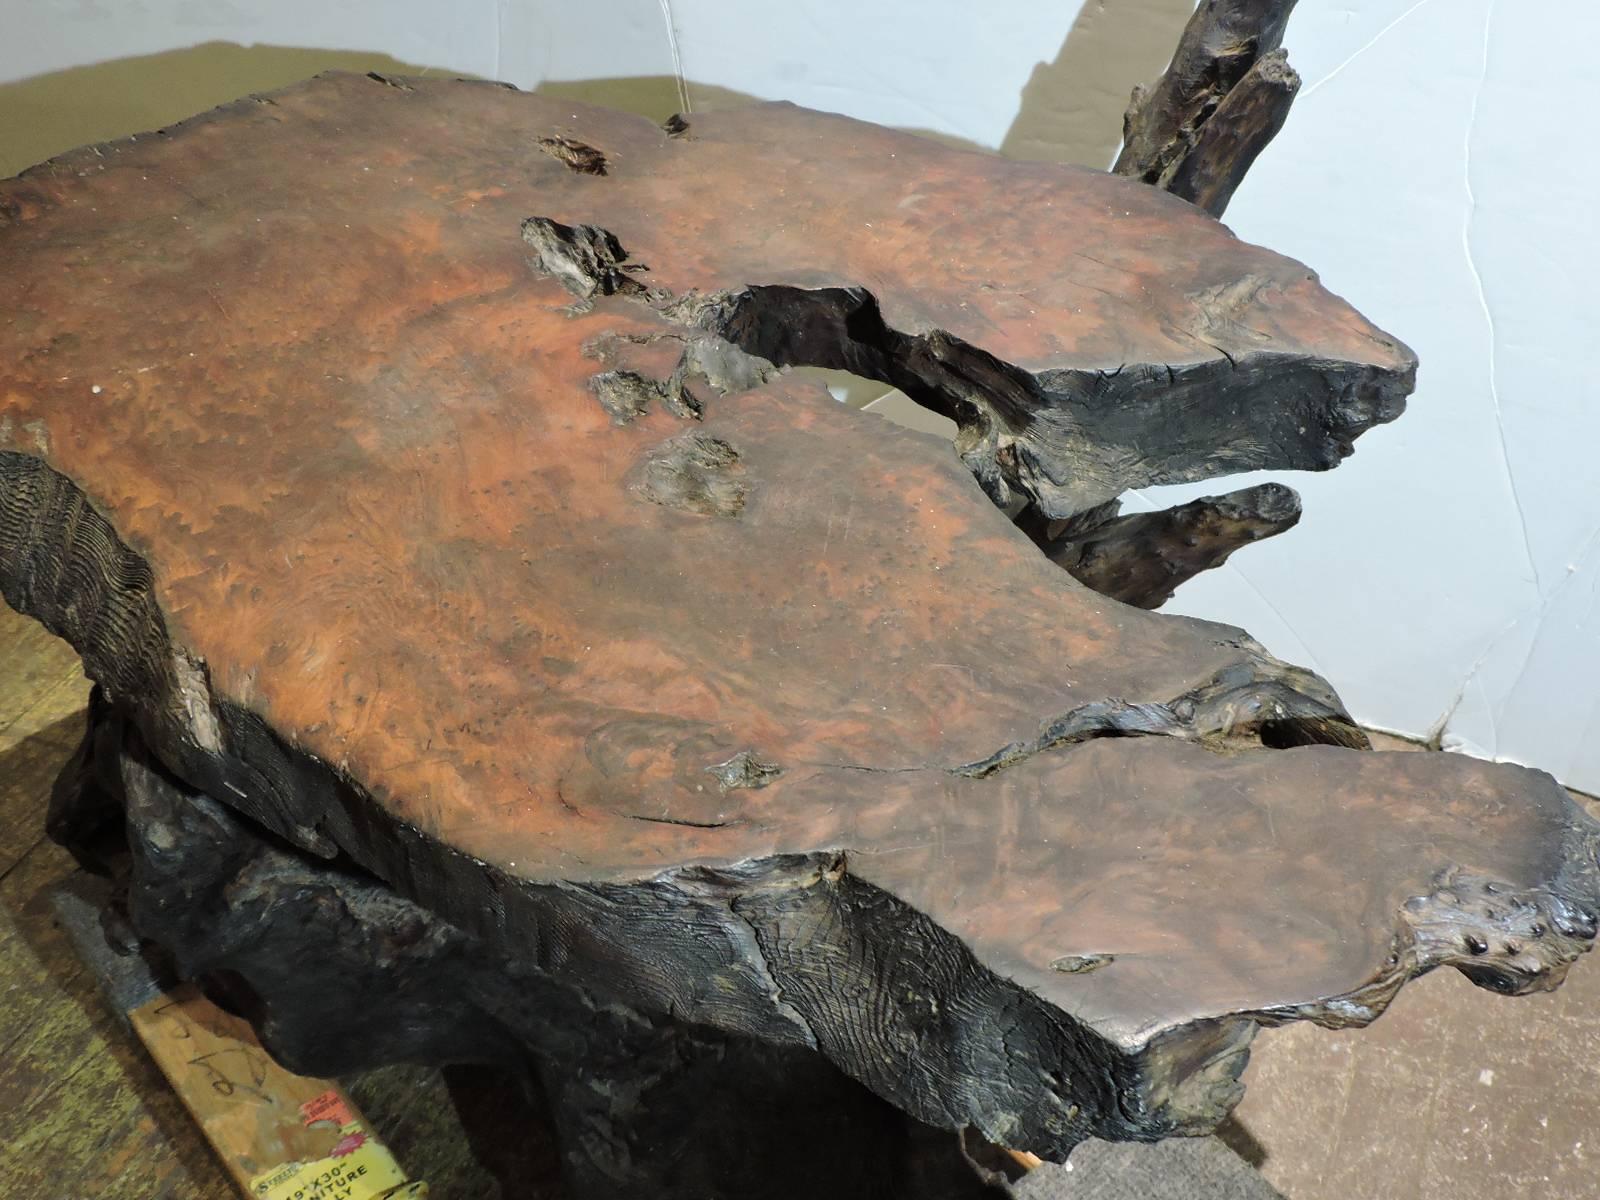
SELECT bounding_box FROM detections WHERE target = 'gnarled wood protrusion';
[1023,483,1301,609]
[1115,0,1303,217]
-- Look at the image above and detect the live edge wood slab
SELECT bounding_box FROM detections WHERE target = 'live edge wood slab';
[1,72,1595,1196]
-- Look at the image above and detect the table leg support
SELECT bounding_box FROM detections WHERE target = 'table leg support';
[48,694,1005,1199]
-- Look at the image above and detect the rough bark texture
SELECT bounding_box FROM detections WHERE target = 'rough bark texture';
[1164,49,1300,218]
[0,74,1592,1185]
[1025,484,1302,609]
[1115,0,1302,217]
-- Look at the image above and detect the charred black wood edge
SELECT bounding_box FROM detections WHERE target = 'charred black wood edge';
[1024,483,1302,610]
[60,721,1002,1200]
[1114,0,1303,217]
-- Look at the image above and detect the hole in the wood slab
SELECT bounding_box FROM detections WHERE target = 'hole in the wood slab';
[785,366,891,409]
[785,367,958,440]
[522,228,976,448]
[713,284,1029,456]
[1258,719,1320,749]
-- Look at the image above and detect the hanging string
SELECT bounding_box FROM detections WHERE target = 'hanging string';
[658,0,693,114]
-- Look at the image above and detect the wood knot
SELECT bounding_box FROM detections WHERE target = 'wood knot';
[634,433,748,518]
[536,135,608,176]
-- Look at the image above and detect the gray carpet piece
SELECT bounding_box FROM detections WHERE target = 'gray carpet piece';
[1015,1137,1285,1200]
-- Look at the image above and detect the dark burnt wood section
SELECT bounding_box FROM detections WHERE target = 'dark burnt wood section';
[0,73,1593,1194]
[1114,0,1303,217]
[1020,483,1303,610]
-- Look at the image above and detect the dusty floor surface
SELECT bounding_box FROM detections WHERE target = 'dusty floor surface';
[1230,732,1600,1200]
[0,604,1596,1198]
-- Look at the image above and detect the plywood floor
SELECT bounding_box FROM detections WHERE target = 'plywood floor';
[1,604,1596,1198]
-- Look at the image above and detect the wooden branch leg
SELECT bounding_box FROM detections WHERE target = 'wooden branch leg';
[1115,0,1303,216]
[56,706,1003,1200]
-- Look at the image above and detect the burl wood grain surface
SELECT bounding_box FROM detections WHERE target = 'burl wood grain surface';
[0,73,1593,1152]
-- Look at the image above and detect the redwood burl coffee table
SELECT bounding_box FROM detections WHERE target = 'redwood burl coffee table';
[1,72,1595,1198]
